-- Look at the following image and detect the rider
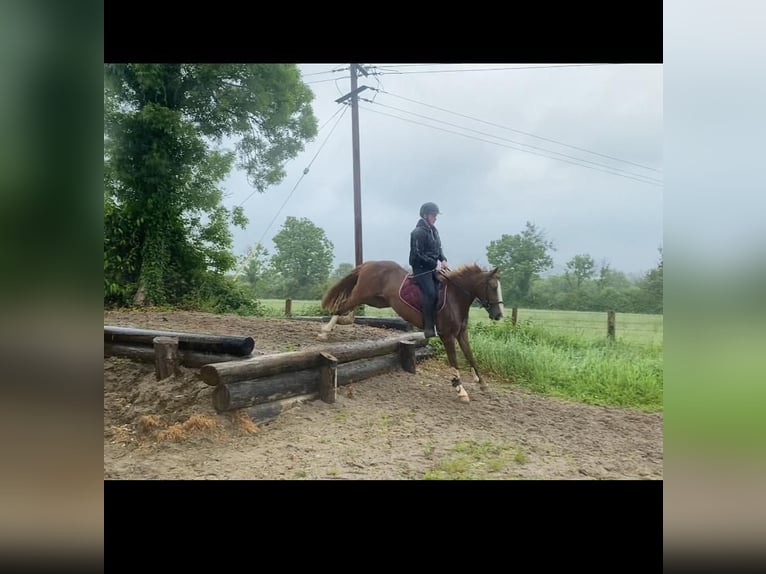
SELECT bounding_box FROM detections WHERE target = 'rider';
[409,202,450,338]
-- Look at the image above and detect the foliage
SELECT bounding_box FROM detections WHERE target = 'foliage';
[565,254,596,288]
[269,216,334,299]
[178,273,266,316]
[104,64,317,308]
[238,242,271,292]
[634,247,663,313]
[486,221,555,305]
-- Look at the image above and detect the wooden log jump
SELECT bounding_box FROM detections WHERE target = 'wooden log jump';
[200,332,426,386]
[104,326,255,356]
[214,347,434,413]
[104,343,248,368]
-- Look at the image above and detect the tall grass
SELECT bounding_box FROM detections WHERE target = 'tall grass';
[464,319,663,412]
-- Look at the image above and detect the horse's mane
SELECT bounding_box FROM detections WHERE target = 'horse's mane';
[437,263,486,285]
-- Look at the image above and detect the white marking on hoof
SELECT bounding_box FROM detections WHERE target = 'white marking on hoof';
[471,368,480,384]
[456,384,470,403]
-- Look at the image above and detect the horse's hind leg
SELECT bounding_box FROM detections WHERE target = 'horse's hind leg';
[457,329,487,391]
[318,294,359,340]
[442,336,470,403]
[318,314,341,340]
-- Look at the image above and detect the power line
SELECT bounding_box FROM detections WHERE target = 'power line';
[301,66,348,77]
[372,87,661,173]
[305,76,351,85]
[360,97,662,184]
[358,104,662,187]
[254,104,349,246]
[370,64,612,75]
[238,105,346,208]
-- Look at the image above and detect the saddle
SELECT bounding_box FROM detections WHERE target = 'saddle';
[398,273,448,313]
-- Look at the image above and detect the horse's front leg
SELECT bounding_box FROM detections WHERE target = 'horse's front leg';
[457,329,488,392]
[318,314,340,340]
[442,336,469,403]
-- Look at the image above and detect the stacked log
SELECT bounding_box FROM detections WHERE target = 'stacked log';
[104,326,255,369]
[201,332,433,423]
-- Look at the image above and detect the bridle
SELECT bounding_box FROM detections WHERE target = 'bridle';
[446,271,503,311]
[478,280,503,312]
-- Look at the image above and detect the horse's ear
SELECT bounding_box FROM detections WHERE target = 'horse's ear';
[491,266,499,276]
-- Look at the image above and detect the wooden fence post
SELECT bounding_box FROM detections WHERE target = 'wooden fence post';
[398,340,417,373]
[318,352,338,404]
[607,310,616,341]
[153,336,180,380]
[511,306,518,326]
[285,298,292,317]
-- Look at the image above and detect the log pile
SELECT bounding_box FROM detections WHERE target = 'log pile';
[103,326,255,371]
[202,332,432,423]
[104,326,433,424]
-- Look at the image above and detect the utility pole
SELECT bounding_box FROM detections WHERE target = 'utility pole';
[335,64,369,267]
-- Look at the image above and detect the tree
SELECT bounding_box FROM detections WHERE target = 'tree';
[239,243,270,293]
[104,64,317,306]
[486,221,555,304]
[565,254,596,288]
[329,263,355,282]
[636,247,663,313]
[270,217,334,299]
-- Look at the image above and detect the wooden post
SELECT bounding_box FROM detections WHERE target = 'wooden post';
[318,352,338,404]
[284,298,292,317]
[153,336,179,380]
[398,340,417,373]
[607,310,616,341]
[511,306,518,326]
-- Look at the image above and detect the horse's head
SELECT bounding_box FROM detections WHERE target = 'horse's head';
[441,264,504,320]
[481,267,505,320]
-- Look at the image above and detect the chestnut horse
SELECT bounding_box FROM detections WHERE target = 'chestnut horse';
[319,261,504,402]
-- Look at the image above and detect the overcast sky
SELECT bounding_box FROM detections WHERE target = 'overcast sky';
[222,63,663,278]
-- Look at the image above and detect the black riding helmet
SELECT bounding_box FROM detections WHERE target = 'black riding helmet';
[419,202,440,217]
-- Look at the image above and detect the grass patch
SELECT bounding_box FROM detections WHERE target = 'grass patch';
[424,439,525,479]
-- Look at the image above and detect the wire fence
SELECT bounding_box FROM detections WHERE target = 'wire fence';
[266,300,663,345]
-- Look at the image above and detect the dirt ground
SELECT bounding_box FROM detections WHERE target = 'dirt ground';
[103,309,663,480]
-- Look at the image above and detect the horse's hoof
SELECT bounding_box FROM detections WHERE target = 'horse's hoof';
[479,384,489,392]
[459,394,470,403]
[317,333,329,340]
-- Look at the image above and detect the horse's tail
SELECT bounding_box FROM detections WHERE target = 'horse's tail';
[321,266,361,314]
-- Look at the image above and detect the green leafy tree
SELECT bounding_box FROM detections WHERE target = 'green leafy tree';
[270,217,334,299]
[239,243,270,294]
[566,254,596,288]
[104,64,317,306]
[486,221,555,304]
[635,247,663,313]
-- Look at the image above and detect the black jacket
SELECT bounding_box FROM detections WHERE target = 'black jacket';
[409,218,446,272]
